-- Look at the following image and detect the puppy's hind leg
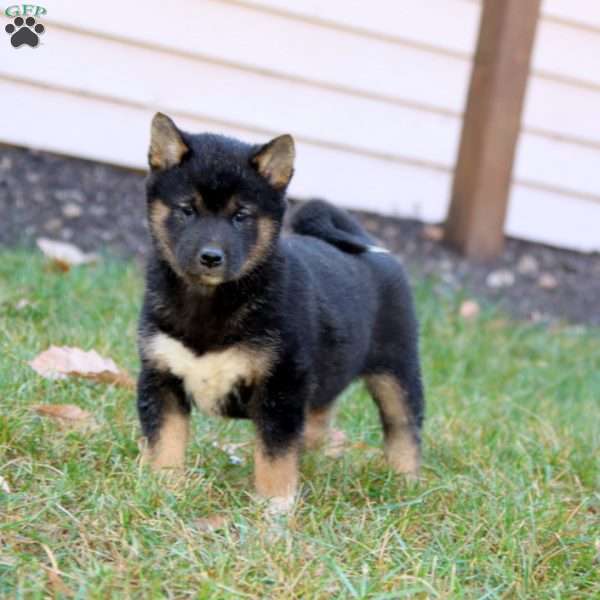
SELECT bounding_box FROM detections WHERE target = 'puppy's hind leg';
[304,404,347,456]
[364,372,423,478]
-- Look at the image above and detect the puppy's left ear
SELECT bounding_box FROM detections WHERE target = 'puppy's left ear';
[148,112,189,171]
[251,134,295,190]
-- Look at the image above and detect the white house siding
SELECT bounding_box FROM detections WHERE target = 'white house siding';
[0,0,598,252]
[507,0,600,252]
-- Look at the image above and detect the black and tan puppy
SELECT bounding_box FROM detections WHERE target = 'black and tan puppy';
[137,113,424,511]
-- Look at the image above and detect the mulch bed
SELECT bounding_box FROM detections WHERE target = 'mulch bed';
[1,144,599,326]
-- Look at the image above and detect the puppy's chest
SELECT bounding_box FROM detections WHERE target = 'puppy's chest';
[145,332,272,416]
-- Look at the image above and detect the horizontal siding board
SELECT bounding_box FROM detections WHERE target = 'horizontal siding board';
[6,23,600,202]
[533,20,600,88]
[523,77,600,146]
[43,0,473,113]
[507,185,600,252]
[542,0,600,29]
[515,132,600,201]
[0,26,461,168]
[236,0,480,55]
[1,0,597,252]
[0,78,450,223]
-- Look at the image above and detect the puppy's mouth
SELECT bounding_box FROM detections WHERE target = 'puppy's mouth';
[196,273,225,286]
[184,265,229,287]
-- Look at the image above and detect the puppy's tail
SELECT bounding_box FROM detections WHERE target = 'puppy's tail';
[290,199,381,254]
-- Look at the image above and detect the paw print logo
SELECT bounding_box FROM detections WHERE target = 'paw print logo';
[5,16,45,48]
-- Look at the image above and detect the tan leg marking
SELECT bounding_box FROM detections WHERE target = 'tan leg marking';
[254,442,299,512]
[304,406,347,456]
[304,406,333,449]
[141,405,190,471]
[365,374,420,476]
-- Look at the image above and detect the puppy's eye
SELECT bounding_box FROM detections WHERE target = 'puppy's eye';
[232,208,253,224]
[178,205,195,217]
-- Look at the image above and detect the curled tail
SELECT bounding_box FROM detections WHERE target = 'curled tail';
[290,199,385,254]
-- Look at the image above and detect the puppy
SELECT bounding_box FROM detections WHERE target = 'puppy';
[137,113,424,511]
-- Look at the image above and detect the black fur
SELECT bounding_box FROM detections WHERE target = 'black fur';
[137,116,424,483]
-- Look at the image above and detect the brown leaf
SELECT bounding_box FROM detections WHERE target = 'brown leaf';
[41,543,74,597]
[29,346,135,389]
[34,404,92,422]
[459,299,480,320]
[421,224,444,242]
[195,515,228,533]
[36,237,98,271]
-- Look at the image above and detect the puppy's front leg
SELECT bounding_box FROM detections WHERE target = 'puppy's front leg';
[137,367,191,470]
[254,439,300,513]
[253,380,305,512]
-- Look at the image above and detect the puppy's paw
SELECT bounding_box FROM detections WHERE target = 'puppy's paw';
[265,494,296,515]
[382,453,421,487]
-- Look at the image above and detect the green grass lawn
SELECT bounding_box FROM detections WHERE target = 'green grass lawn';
[0,251,598,599]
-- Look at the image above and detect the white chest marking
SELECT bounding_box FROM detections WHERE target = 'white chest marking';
[147,333,272,415]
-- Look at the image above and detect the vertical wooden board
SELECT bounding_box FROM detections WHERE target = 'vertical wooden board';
[445,0,542,259]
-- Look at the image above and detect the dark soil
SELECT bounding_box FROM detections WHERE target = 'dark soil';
[1,144,599,326]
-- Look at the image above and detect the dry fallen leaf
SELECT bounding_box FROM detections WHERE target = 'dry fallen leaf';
[195,515,228,533]
[36,237,98,271]
[41,543,74,597]
[33,404,92,422]
[29,346,135,389]
[459,299,480,320]
[421,224,444,242]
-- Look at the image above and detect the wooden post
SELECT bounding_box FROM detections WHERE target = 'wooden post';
[444,0,541,259]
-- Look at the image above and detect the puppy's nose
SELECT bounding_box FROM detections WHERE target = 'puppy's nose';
[199,247,224,269]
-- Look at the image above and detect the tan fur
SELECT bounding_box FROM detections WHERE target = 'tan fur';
[304,406,333,449]
[241,217,276,276]
[254,442,299,510]
[149,112,188,170]
[365,374,420,475]
[252,134,295,189]
[141,403,190,470]
[149,200,184,277]
[145,332,273,416]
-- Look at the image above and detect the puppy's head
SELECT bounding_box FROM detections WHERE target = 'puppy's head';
[146,113,295,287]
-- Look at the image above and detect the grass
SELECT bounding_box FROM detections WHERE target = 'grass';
[0,250,598,599]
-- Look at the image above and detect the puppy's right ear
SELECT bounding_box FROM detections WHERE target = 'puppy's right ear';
[148,113,189,171]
